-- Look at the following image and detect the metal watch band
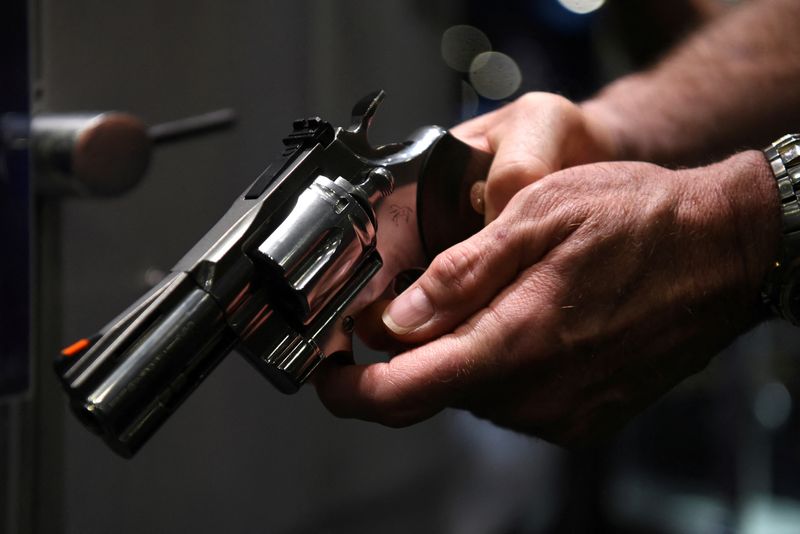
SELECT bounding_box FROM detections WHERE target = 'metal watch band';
[762,133,800,323]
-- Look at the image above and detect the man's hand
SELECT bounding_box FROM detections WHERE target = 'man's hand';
[313,152,779,446]
[452,92,618,222]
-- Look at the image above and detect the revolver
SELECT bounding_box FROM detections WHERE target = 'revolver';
[56,91,492,457]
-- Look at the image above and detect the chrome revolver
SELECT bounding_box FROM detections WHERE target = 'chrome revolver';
[56,91,491,457]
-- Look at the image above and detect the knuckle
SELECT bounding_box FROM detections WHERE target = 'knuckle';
[427,243,483,293]
[486,159,549,212]
[490,159,547,188]
[315,362,435,427]
[515,91,544,109]
[515,91,576,115]
[361,364,395,405]
[515,91,561,108]
[361,365,424,426]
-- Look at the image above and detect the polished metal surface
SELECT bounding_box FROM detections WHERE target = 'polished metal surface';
[255,172,383,318]
[56,91,491,456]
[762,133,800,324]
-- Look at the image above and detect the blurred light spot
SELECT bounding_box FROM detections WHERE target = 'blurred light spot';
[754,381,792,430]
[469,52,522,101]
[557,0,605,14]
[441,25,492,73]
[461,81,480,119]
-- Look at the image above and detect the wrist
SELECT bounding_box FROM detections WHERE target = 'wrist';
[580,74,653,162]
[718,150,781,310]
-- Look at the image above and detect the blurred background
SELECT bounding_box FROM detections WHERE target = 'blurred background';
[4,0,800,532]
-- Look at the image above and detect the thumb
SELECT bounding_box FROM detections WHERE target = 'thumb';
[381,211,554,343]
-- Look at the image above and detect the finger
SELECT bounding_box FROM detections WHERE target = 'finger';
[453,93,592,223]
[354,297,393,349]
[481,101,574,222]
[313,360,442,427]
[353,297,413,353]
[380,198,568,343]
[314,307,505,426]
[449,99,555,223]
[380,223,519,343]
[449,107,503,152]
[352,269,425,352]
[314,257,560,426]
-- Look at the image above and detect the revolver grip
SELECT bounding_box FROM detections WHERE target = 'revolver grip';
[417,133,492,260]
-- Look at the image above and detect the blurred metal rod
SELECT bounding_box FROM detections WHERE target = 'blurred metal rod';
[149,108,236,146]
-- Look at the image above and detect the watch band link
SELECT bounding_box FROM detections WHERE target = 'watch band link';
[762,133,800,323]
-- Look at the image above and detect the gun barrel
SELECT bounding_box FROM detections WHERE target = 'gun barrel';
[60,274,237,457]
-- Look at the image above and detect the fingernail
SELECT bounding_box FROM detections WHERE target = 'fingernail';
[382,286,434,335]
[470,180,486,215]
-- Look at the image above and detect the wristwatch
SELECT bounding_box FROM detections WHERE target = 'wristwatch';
[762,133,800,324]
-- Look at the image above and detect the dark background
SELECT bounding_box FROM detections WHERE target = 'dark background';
[4,1,800,533]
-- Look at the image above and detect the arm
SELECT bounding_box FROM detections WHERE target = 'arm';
[584,0,800,165]
[453,0,800,222]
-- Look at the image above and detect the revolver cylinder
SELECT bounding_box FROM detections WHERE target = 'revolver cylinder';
[254,169,393,319]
